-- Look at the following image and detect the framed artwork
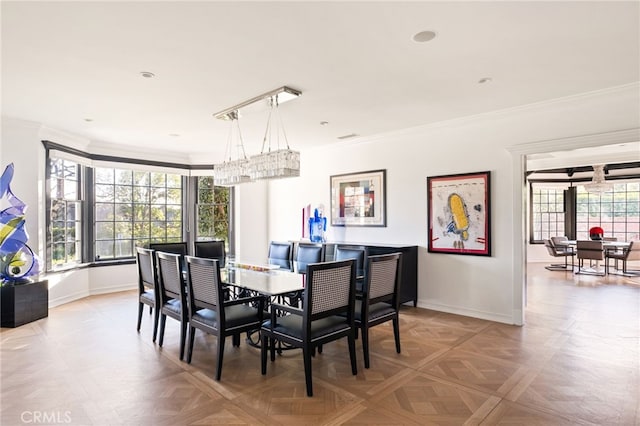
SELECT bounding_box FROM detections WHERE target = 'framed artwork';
[330,169,386,227]
[427,171,491,256]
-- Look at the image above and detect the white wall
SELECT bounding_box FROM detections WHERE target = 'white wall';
[2,84,639,318]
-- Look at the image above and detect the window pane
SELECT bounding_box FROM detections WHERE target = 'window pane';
[95,168,114,184]
[166,188,181,204]
[115,169,132,185]
[115,240,133,258]
[95,241,114,259]
[166,174,181,188]
[95,184,114,202]
[95,203,114,221]
[47,157,83,270]
[115,186,133,203]
[96,222,114,239]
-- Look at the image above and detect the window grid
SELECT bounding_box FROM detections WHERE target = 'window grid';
[48,158,82,269]
[93,168,183,260]
[576,180,640,241]
[195,177,230,249]
[530,187,565,242]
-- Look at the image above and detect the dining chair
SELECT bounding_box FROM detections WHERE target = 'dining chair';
[543,239,575,271]
[605,241,640,276]
[575,240,605,276]
[156,251,188,360]
[355,253,402,369]
[136,247,160,341]
[335,245,367,292]
[260,259,358,397]
[294,243,324,273]
[184,256,264,380]
[550,236,570,247]
[149,242,188,257]
[268,241,293,269]
[194,240,226,267]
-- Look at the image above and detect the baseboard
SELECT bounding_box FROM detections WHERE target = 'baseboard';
[49,289,90,309]
[49,283,136,308]
[89,282,137,295]
[416,300,516,325]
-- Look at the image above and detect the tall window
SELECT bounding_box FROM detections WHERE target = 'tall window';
[530,184,565,242]
[94,168,183,260]
[48,158,82,269]
[576,181,640,241]
[196,177,231,247]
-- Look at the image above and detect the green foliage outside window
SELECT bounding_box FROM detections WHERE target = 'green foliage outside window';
[196,177,230,248]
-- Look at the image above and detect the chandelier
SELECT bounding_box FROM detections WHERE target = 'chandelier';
[249,95,300,180]
[213,111,252,186]
[583,164,613,194]
[212,86,301,185]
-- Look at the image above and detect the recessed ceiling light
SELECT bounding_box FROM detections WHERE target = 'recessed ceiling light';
[337,133,359,140]
[140,71,155,78]
[169,133,180,137]
[412,30,436,43]
[84,118,93,122]
[320,121,329,126]
[478,77,493,84]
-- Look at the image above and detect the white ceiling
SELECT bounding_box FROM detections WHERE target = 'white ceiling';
[2,1,639,164]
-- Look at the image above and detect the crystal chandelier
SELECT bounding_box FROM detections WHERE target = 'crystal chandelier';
[583,164,613,194]
[249,95,300,180]
[213,111,252,186]
[212,86,301,185]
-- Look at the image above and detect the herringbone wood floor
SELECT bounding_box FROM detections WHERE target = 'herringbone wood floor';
[1,263,638,425]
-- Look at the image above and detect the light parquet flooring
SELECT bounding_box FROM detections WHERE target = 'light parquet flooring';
[1,263,639,425]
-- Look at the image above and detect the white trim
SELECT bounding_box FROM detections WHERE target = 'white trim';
[49,289,90,309]
[89,282,137,296]
[417,301,516,325]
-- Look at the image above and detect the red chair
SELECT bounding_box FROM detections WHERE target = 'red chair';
[589,226,604,240]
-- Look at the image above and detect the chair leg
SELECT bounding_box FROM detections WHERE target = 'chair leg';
[392,316,401,354]
[186,326,196,364]
[149,306,153,315]
[348,334,357,376]
[137,302,144,331]
[152,307,160,342]
[303,346,313,397]
[158,315,167,347]
[179,320,187,361]
[270,336,276,362]
[362,325,370,369]
[232,333,240,347]
[261,335,268,375]
[215,335,225,381]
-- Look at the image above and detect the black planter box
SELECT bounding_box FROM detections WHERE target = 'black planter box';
[1,280,48,327]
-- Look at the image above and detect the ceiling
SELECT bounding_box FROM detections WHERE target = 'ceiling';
[2,1,639,164]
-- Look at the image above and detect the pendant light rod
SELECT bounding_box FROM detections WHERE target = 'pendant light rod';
[213,86,302,120]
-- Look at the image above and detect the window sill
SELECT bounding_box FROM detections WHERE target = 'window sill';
[46,259,136,274]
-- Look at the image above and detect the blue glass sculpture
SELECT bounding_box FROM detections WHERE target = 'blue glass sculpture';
[0,163,40,283]
[308,207,327,243]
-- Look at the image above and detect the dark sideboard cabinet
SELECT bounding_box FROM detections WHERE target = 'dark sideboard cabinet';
[324,243,418,306]
[1,280,49,327]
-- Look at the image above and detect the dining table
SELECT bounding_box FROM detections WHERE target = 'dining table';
[220,261,305,296]
[555,240,631,274]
